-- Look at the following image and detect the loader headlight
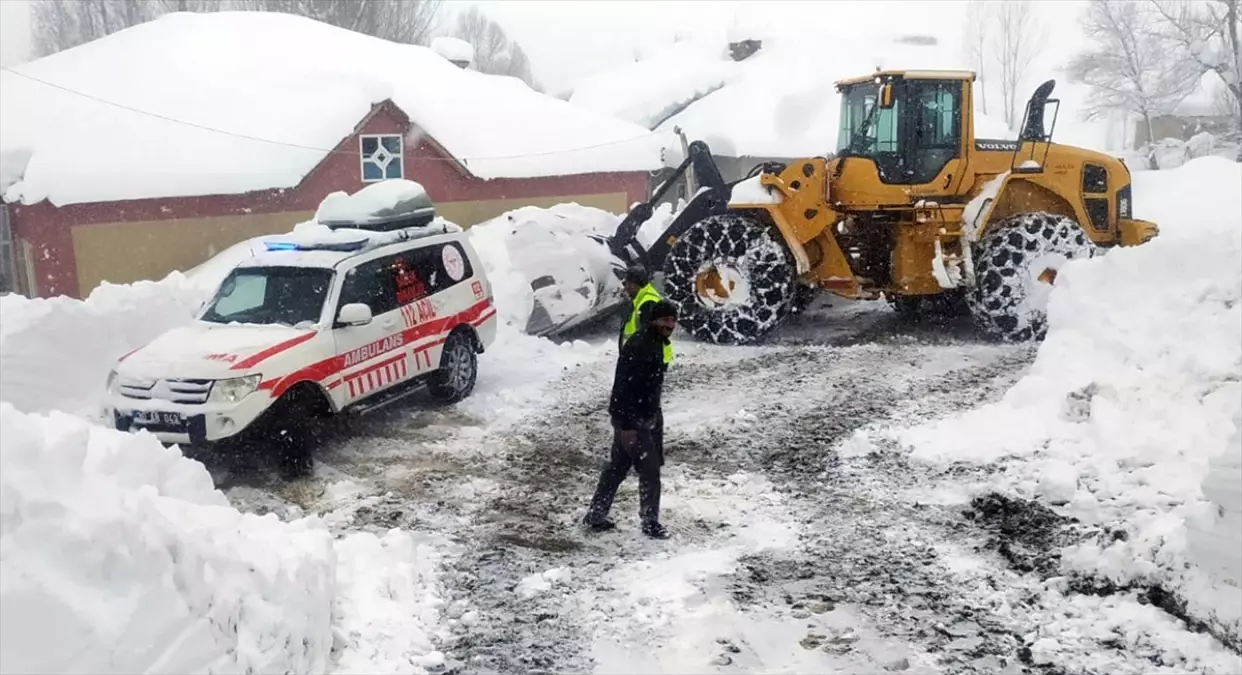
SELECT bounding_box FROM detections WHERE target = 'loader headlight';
[208,375,262,404]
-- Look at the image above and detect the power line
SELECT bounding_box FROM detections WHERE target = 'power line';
[0,66,662,164]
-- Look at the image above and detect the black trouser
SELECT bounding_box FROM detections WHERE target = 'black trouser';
[586,421,663,526]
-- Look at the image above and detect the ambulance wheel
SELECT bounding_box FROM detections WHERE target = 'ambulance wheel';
[663,213,796,345]
[967,212,1098,342]
[429,330,477,403]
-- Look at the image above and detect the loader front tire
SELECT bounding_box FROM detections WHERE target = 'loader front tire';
[967,212,1098,342]
[663,213,795,345]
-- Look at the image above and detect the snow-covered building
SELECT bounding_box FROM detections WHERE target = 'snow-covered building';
[569,30,1014,205]
[0,12,662,299]
[1134,73,1236,148]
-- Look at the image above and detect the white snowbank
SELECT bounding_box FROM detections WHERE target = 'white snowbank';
[1,11,662,206]
[0,274,211,417]
[572,31,1013,159]
[331,529,449,674]
[888,157,1242,639]
[729,175,781,205]
[0,403,337,674]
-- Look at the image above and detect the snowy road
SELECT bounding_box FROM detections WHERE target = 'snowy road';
[219,300,1238,675]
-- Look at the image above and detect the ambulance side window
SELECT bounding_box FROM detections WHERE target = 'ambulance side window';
[339,257,398,315]
[410,242,474,295]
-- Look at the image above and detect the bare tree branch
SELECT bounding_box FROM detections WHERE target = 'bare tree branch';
[993,0,1047,130]
[451,6,539,90]
[962,0,993,115]
[1068,0,1202,146]
[1148,0,1240,152]
[235,0,442,44]
[32,0,173,57]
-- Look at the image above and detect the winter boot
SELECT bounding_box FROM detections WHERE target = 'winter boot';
[583,516,616,532]
[641,521,669,539]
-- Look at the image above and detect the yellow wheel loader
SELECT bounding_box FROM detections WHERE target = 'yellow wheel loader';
[604,71,1159,344]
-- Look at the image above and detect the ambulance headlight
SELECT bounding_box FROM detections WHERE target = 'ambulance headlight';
[209,375,262,403]
[106,369,118,395]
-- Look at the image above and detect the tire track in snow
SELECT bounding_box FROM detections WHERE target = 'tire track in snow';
[426,323,1036,674]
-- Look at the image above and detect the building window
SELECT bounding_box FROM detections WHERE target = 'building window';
[360,134,403,182]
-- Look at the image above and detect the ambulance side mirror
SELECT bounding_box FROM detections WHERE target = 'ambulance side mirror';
[337,303,373,327]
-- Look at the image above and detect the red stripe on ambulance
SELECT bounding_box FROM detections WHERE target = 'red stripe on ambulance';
[230,331,317,370]
[261,299,493,398]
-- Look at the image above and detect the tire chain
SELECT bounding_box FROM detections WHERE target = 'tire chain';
[663,214,795,345]
[967,212,1097,342]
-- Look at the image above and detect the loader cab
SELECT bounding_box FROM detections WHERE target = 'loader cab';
[834,71,973,194]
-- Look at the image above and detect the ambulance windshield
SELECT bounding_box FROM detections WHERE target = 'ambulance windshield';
[201,267,333,327]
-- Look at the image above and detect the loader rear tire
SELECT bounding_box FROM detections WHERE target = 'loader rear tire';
[967,212,1098,342]
[663,213,795,344]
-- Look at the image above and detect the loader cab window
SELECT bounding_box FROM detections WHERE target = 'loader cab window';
[907,80,961,184]
[837,87,900,154]
[836,80,962,186]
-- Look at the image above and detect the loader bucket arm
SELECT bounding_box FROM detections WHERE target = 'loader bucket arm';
[607,140,730,269]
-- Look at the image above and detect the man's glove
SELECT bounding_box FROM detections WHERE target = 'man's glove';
[616,428,639,448]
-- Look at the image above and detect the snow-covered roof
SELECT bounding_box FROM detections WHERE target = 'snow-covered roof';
[0,12,663,207]
[570,31,1014,160]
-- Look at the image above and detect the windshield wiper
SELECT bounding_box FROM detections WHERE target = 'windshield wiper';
[847,103,881,155]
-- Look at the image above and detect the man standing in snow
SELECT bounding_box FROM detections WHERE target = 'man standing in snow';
[619,265,673,362]
[584,300,678,539]
[618,264,673,453]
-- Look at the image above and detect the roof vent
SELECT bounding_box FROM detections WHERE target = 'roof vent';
[728,39,762,62]
[431,36,474,69]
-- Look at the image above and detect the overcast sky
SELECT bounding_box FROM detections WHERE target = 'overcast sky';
[2,0,1111,143]
[466,0,996,93]
[2,0,1088,87]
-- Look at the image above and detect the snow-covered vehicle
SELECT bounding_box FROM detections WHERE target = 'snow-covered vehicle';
[102,182,497,470]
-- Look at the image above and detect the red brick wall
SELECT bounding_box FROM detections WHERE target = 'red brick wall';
[6,103,650,298]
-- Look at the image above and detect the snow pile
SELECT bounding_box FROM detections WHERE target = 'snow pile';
[1184,412,1242,642]
[332,529,449,674]
[572,31,1013,161]
[569,40,736,129]
[729,175,781,205]
[0,403,337,674]
[1,11,661,207]
[516,567,572,600]
[462,323,605,430]
[962,172,1010,242]
[0,274,211,417]
[467,203,626,334]
[1138,135,1241,171]
[889,157,1242,640]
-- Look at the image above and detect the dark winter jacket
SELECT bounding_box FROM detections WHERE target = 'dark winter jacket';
[609,324,669,429]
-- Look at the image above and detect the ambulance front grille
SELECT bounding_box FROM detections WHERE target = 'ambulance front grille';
[118,378,213,404]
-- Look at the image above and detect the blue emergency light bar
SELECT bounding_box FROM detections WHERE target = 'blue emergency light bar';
[263,237,370,253]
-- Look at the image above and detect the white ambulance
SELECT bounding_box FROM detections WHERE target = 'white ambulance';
[103,183,496,475]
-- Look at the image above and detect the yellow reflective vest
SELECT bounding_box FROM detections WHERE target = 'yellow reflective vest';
[621,283,673,364]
